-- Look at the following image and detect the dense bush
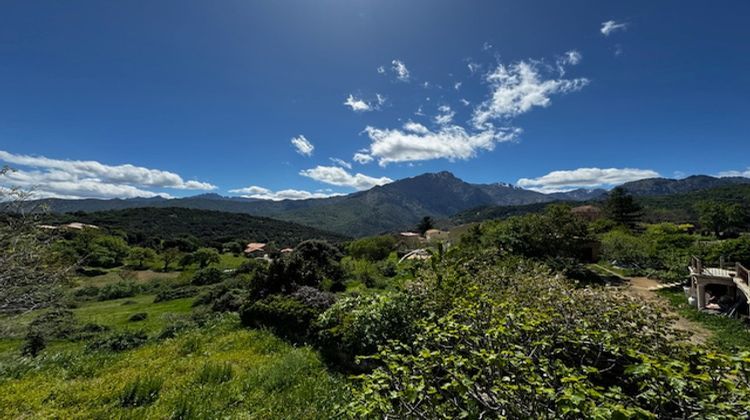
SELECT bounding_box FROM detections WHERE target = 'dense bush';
[347,235,396,261]
[480,204,592,261]
[315,292,424,370]
[257,240,343,297]
[153,285,199,303]
[349,260,750,418]
[97,280,140,301]
[240,294,323,342]
[191,267,224,286]
[73,285,101,299]
[86,329,148,352]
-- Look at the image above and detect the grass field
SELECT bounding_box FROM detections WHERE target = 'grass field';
[0,316,347,419]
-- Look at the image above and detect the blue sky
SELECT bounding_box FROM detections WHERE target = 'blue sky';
[0,0,748,199]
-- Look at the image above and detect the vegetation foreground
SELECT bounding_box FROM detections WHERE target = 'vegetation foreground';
[2,178,750,418]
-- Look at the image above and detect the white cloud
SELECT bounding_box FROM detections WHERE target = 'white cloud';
[391,59,410,81]
[434,105,455,126]
[343,94,385,112]
[329,157,352,169]
[467,62,481,74]
[343,94,372,112]
[601,20,628,36]
[352,152,374,164]
[228,185,342,201]
[362,123,520,166]
[562,50,582,66]
[517,167,660,193]
[299,165,393,190]
[403,121,430,135]
[290,135,314,156]
[0,150,214,199]
[460,98,471,106]
[472,60,589,127]
[377,66,386,74]
[482,41,493,51]
[454,82,462,90]
[718,168,750,178]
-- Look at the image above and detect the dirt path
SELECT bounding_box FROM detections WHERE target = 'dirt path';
[593,265,712,345]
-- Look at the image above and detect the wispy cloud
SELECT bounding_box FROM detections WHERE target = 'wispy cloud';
[329,157,352,169]
[290,135,314,156]
[517,167,659,193]
[228,185,341,201]
[472,59,588,127]
[601,20,628,36]
[434,105,455,126]
[718,168,750,178]
[391,59,410,81]
[299,165,392,190]
[343,94,386,112]
[0,150,215,199]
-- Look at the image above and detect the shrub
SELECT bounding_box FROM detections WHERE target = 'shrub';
[73,285,101,299]
[20,330,46,357]
[153,285,198,303]
[86,329,148,352]
[97,280,140,301]
[315,292,423,370]
[128,312,148,322]
[119,375,163,407]
[240,294,323,342]
[27,306,78,339]
[211,289,244,313]
[290,286,336,310]
[347,235,396,261]
[191,267,224,286]
[348,258,750,418]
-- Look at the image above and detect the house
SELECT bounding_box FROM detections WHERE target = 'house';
[280,248,294,253]
[244,242,266,255]
[399,232,420,237]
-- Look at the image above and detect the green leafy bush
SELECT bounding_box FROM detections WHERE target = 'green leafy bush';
[347,235,396,261]
[240,295,323,342]
[97,280,140,301]
[86,329,148,352]
[348,259,750,418]
[153,285,198,303]
[191,267,224,286]
[316,292,424,370]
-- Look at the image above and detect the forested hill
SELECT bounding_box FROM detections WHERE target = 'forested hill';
[450,184,750,226]
[41,207,349,249]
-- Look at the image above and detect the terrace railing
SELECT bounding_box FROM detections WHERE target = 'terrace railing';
[736,263,750,286]
[690,256,703,275]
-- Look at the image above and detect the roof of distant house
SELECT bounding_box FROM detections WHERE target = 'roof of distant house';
[244,242,266,253]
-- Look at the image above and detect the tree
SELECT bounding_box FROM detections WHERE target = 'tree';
[222,241,243,255]
[696,201,745,237]
[86,235,131,268]
[127,247,156,269]
[0,167,71,314]
[348,235,396,261]
[191,247,220,268]
[161,247,182,272]
[416,216,434,235]
[605,187,642,229]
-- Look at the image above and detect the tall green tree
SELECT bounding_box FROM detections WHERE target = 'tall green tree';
[605,187,642,229]
[416,216,434,235]
[127,247,157,269]
[696,201,745,237]
[191,247,221,268]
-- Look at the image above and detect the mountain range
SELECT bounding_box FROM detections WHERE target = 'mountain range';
[26,172,750,237]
